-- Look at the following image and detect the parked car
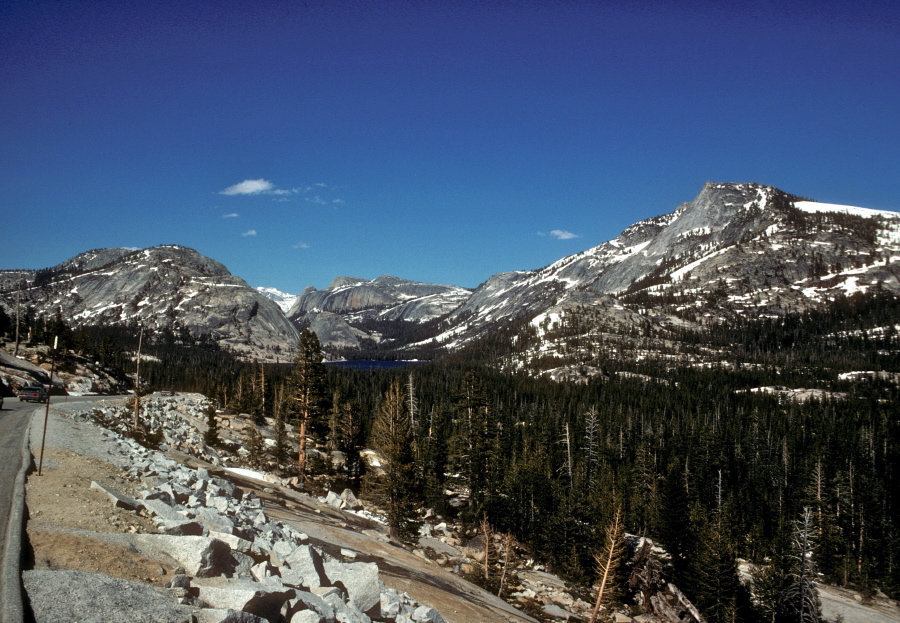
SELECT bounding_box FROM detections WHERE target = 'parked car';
[17,386,48,402]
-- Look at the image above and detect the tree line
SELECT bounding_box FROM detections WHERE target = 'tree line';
[7,292,899,622]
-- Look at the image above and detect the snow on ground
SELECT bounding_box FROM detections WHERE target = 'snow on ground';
[224,466,279,483]
[255,287,299,313]
[819,585,900,623]
[347,509,387,525]
[670,248,728,280]
[794,200,898,219]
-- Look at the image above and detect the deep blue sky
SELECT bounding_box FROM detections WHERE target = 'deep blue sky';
[2,0,898,292]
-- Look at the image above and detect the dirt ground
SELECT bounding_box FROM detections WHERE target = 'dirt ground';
[24,443,538,623]
[24,446,175,586]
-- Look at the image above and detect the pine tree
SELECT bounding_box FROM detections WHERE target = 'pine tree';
[271,382,290,471]
[288,329,328,487]
[245,419,266,470]
[338,399,365,486]
[694,494,744,623]
[371,380,421,542]
[326,391,343,456]
[780,507,823,623]
[479,516,500,582]
[420,406,450,512]
[589,505,626,623]
[452,371,498,520]
[202,404,220,447]
[497,531,518,599]
[750,556,785,623]
[583,407,600,486]
[629,441,660,537]
[256,361,268,422]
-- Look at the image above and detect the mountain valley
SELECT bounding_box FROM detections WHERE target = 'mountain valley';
[4,182,898,368]
[2,181,900,623]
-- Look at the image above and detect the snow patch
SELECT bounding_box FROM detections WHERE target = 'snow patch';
[794,201,898,219]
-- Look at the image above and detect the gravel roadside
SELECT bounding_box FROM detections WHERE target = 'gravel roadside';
[22,396,539,623]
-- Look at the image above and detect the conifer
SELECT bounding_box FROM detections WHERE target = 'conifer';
[372,380,421,542]
[288,329,327,486]
[202,404,220,447]
[589,505,625,623]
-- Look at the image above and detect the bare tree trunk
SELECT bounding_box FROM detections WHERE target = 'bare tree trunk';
[481,517,494,582]
[298,414,308,484]
[498,533,514,597]
[133,325,143,432]
[590,506,625,623]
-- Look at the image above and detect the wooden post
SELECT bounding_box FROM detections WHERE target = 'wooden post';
[38,336,58,476]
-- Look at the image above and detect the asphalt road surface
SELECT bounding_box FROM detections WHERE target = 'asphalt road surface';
[0,395,36,622]
[0,394,109,622]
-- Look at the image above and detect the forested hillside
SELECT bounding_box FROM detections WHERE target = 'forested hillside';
[5,290,898,622]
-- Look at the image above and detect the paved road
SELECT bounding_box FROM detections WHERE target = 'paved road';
[0,394,109,622]
[0,396,37,623]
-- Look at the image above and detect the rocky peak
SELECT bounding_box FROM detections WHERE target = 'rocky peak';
[0,245,299,361]
[418,181,900,353]
[55,247,134,274]
[327,276,368,290]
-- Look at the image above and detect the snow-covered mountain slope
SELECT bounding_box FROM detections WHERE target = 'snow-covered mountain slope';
[3,182,896,363]
[420,182,900,352]
[288,274,471,322]
[255,287,299,314]
[0,245,300,361]
[285,274,472,350]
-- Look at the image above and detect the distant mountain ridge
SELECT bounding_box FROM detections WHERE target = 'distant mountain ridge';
[2,182,898,364]
[286,275,472,350]
[0,245,299,360]
[417,181,900,372]
[255,287,299,314]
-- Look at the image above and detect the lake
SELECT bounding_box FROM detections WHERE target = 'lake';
[324,360,427,371]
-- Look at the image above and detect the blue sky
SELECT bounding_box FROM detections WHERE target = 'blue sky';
[2,0,898,293]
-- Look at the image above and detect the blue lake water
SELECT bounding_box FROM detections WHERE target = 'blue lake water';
[324,360,427,370]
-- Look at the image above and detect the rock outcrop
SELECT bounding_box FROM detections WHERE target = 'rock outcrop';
[286,275,471,350]
[37,400,449,623]
[418,182,900,352]
[0,245,300,361]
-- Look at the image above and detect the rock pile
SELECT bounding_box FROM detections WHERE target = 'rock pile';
[85,393,224,465]
[65,404,446,623]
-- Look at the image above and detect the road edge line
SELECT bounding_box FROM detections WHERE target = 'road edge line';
[1,408,35,623]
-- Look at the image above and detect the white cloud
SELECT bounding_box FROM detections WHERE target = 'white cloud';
[242,230,257,237]
[222,212,239,218]
[550,229,580,240]
[220,179,275,195]
[292,242,310,249]
[220,179,340,204]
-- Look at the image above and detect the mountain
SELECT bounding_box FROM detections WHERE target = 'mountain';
[0,245,300,360]
[2,183,897,365]
[287,275,472,351]
[414,182,900,365]
[255,286,299,313]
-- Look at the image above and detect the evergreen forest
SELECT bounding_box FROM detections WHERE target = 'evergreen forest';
[7,290,900,622]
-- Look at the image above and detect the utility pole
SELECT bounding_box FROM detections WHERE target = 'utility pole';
[38,336,58,476]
